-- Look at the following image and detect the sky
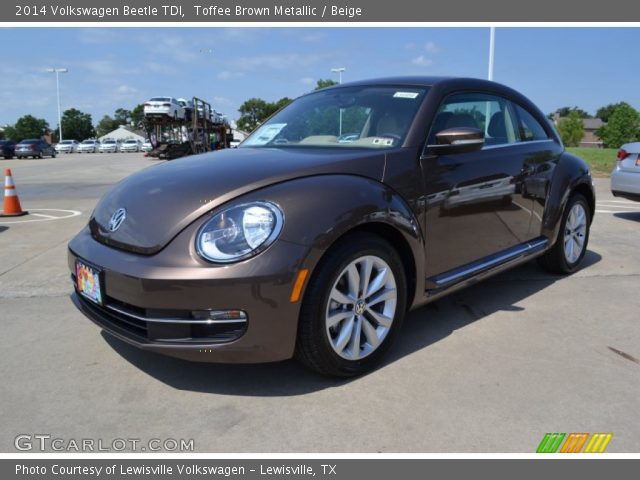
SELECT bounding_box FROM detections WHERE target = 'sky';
[0,27,638,128]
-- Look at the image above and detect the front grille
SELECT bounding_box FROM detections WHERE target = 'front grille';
[72,275,247,345]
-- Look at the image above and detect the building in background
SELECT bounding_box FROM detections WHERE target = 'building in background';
[98,125,146,143]
[579,118,604,148]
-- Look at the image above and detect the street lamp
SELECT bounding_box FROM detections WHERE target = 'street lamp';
[46,68,68,142]
[330,67,346,136]
[330,67,345,84]
[487,27,495,81]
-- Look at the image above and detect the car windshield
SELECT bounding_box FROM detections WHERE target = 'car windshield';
[20,140,38,144]
[241,85,428,149]
[82,140,95,144]
[124,140,137,144]
[60,140,74,144]
[150,97,170,102]
[103,140,115,144]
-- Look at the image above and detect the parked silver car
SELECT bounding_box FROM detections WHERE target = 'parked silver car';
[55,139,79,154]
[141,140,153,152]
[78,140,100,153]
[99,139,121,153]
[120,139,142,153]
[612,143,640,201]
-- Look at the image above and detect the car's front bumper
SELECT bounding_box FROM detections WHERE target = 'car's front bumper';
[611,167,640,201]
[99,148,118,153]
[68,226,313,363]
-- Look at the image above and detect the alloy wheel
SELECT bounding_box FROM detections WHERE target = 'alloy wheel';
[564,203,587,264]
[325,255,397,360]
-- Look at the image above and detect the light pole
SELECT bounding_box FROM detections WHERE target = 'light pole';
[330,67,345,84]
[47,68,68,142]
[487,27,495,81]
[330,67,346,136]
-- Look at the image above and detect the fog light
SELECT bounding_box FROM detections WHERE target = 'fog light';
[191,309,248,323]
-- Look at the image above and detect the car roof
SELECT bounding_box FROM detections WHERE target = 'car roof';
[321,76,521,94]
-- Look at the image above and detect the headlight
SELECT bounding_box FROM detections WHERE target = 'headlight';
[196,201,284,263]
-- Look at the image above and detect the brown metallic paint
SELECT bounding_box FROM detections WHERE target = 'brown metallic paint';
[68,76,595,364]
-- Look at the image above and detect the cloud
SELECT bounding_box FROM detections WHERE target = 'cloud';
[424,41,440,54]
[77,28,117,45]
[231,53,323,71]
[83,60,139,76]
[300,32,326,43]
[115,85,137,95]
[211,96,233,109]
[217,70,244,80]
[411,55,433,67]
[144,62,176,75]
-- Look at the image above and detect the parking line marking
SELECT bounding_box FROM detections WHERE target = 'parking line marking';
[0,209,81,224]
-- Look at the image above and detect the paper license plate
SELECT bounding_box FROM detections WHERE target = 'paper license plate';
[76,259,103,305]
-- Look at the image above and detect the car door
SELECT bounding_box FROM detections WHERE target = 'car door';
[420,92,537,279]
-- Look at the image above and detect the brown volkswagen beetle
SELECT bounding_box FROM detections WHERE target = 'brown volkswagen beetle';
[68,77,595,377]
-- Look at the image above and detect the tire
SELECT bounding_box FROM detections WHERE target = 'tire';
[538,193,591,274]
[295,233,407,377]
[51,151,56,158]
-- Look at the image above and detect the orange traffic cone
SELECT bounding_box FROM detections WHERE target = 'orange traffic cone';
[1,169,28,217]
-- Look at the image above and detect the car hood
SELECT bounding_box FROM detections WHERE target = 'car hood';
[90,147,386,254]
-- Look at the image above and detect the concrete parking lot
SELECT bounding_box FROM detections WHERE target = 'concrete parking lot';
[1,152,639,453]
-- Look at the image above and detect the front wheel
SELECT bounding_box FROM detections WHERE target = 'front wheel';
[539,193,591,274]
[296,234,407,377]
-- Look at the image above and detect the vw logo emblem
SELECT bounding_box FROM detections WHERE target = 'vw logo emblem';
[108,208,126,232]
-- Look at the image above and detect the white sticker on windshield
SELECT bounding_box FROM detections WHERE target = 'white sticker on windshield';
[393,91,419,99]
[243,123,287,146]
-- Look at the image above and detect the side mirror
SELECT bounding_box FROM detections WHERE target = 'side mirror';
[427,127,485,155]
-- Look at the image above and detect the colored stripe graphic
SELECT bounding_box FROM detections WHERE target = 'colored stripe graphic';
[584,433,613,453]
[537,433,565,453]
[560,433,589,453]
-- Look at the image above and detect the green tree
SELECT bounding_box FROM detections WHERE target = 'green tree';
[130,104,145,127]
[59,108,95,140]
[597,104,640,148]
[114,108,131,125]
[556,111,584,147]
[95,115,119,138]
[596,102,631,123]
[3,115,49,141]
[552,106,592,119]
[237,97,292,132]
[315,79,338,90]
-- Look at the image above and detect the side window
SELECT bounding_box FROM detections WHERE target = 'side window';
[428,92,518,148]
[513,104,549,141]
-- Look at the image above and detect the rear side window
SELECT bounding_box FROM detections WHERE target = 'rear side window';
[513,104,549,141]
[428,92,518,147]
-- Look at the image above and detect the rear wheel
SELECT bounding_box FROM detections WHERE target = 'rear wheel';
[296,234,407,377]
[539,193,590,274]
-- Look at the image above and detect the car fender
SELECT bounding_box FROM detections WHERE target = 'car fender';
[542,152,595,244]
[233,174,426,305]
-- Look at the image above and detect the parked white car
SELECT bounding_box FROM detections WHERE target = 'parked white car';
[612,143,640,201]
[99,139,121,153]
[120,139,142,152]
[144,97,185,120]
[177,98,194,121]
[55,139,79,153]
[141,140,153,152]
[78,139,100,153]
